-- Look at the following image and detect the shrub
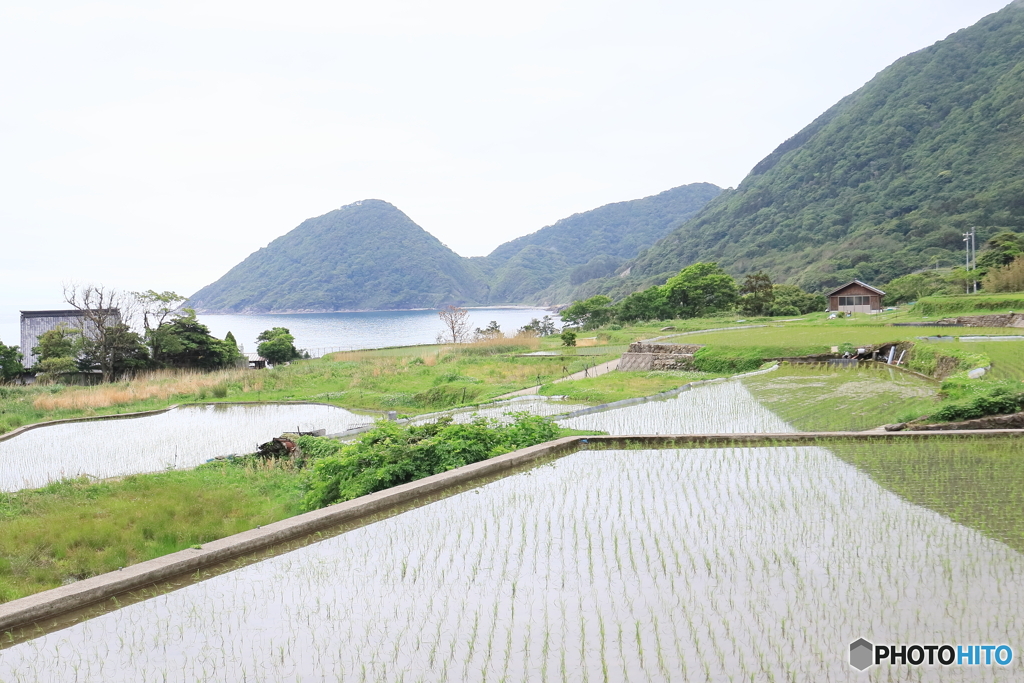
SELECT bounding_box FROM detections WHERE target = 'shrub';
[301,414,561,509]
[692,347,763,374]
[931,388,1024,422]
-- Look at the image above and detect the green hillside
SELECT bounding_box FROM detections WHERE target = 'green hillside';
[485,183,721,303]
[618,1,1024,294]
[189,200,488,313]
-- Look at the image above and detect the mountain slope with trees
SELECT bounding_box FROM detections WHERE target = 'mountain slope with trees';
[611,1,1024,295]
[190,185,722,312]
[189,200,489,313]
[485,183,721,303]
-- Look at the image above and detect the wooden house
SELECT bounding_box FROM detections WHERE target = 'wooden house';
[826,281,885,314]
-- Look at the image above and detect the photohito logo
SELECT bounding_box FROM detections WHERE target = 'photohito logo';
[849,638,1013,671]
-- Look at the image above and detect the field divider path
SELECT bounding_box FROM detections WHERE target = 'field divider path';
[4,428,1023,636]
[0,406,181,444]
[495,358,621,399]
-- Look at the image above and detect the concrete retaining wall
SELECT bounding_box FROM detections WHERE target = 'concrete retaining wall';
[3,426,1022,635]
[936,313,1024,327]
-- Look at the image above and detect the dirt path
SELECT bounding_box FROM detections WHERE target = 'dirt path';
[496,358,621,398]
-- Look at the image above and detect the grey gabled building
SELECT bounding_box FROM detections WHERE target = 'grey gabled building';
[20,309,120,367]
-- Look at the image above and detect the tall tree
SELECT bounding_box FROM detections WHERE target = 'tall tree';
[738,271,775,316]
[661,263,738,318]
[437,306,471,344]
[256,328,301,365]
[63,283,140,382]
[152,310,241,369]
[0,340,23,382]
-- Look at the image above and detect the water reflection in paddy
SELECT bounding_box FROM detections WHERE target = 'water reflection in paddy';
[2,446,1020,681]
[0,404,372,492]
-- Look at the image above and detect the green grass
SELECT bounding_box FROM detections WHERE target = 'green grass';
[933,340,1024,381]
[0,460,306,603]
[913,292,1024,317]
[539,371,724,405]
[742,364,941,430]
[830,437,1024,554]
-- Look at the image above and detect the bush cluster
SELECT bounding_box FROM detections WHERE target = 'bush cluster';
[300,414,561,510]
[931,387,1024,422]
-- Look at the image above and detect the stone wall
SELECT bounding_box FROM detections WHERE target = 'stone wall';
[618,342,704,372]
[935,313,1024,327]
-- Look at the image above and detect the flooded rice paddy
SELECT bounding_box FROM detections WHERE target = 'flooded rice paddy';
[2,444,1021,681]
[557,380,794,434]
[0,404,371,492]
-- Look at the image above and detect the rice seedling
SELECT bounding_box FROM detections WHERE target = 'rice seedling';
[3,438,1021,681]
[741,363,940,430]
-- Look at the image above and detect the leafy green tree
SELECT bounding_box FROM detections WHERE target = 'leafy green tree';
[474,320,502,340]
[661,262,738,318]
[616,287,672,322]
[0,340,24,382]
[976,232,1024,272]
[560,295,615,328]
[560,330,577,347]
[881,272,949,304]
[738,271,774,316]
[31,324,82,368]
[151,310,241,369]
[225,331,240,351]
[770,284,826,314]
[257,327,301,365]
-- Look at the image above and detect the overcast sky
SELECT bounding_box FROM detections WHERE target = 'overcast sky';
[0,0,1011,339]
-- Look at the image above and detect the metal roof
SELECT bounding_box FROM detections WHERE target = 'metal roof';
[824,280,885,297]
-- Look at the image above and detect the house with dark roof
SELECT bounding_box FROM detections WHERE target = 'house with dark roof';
[826,281,885,314]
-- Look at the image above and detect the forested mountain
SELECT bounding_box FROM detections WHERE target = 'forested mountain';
[189,200,488,313]
[484,183,721,303]
[603,1,1024,295]
[191,184,721,312]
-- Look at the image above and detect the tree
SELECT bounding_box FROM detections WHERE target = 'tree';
[976,232,1024,272]
[63,283,139,382]
[0,340,23,382]
[770,284,826,315]
[661,263,738,318]
[257,327,301,365]
[560,295,615,329]
[132,290,187,333]
[151,310,241,369]
[982,255,1024,292]
[738,271,774,316]
[78,323,150,378]
[437,305,471,344]
[616,287,672,322]
[881,272,948,304]
[474,320,502,340]
[31,324,84,382]
[520,316,558,336]
[561,330,577,347]
[225,331,240,352]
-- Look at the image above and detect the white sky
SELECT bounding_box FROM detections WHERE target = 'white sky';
[0,0,1012,338]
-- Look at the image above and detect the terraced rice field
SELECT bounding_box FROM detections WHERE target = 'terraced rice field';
[741,364,939,431]
[3,442,1021,681]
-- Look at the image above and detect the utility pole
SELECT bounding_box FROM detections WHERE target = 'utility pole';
[971,227,978,293]
[963,231,971,294]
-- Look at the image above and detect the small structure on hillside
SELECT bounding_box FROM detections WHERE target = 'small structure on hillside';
[20,309,120,367]
[826,281,885,314]
[618,342,703,372]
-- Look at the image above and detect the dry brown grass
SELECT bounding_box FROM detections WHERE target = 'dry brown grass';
[32,368,251,411]
[448,331,541,354]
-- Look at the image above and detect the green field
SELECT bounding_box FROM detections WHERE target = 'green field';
[742,364,940,431]
[831,437,1024,554]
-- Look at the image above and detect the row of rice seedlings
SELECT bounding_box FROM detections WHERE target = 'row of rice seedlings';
[0,404,371,492]
[4,445,1020,680]
[557,379,795,435]
[741,363,939,431]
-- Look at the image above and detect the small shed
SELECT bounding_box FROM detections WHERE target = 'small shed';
[826,281,885,314]
[243,352,269,370]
